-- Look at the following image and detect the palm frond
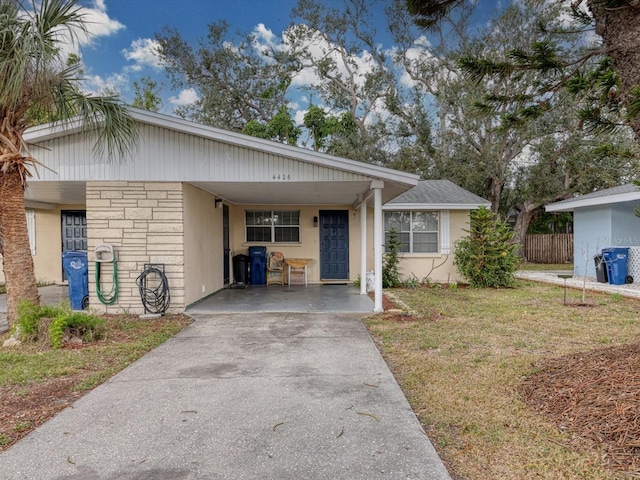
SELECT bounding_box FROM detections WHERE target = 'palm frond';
[72,95,139,161]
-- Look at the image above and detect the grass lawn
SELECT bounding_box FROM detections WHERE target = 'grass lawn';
[0,314,192,451]
[365,280,640,479]
[519,262,573,271]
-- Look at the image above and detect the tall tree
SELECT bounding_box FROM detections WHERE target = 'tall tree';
[399,0,638,247]
[288,0,434,165]
[132,76,162,112]
[242,106,302,145]
[155,20,300,131]
[155,0,434,166]
[406,0,640,142]
[0,0,137,327]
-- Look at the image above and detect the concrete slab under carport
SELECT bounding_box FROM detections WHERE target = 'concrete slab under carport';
[187,284,375,314]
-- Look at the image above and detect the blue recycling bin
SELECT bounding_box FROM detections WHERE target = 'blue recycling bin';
[602,247,630,285]
[249,246,267,285]
[62,251,89,309]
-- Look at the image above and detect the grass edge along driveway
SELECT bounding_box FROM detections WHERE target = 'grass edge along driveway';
[365,280,640,480]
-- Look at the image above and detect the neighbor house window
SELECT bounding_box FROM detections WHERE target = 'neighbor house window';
[26,209,36,255]
[245,210,300,243]
[0,210,35,256]
[384,211,438,253]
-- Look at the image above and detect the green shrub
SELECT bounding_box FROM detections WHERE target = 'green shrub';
[454,206,520,288]
[14,301,105,349]
[382,228,403,288]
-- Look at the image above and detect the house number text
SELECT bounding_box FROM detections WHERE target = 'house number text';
[272,173,292,180]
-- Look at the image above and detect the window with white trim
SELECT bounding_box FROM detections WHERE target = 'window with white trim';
[26,209,36,255]
[245,210,300,243]
[384,211,439,253]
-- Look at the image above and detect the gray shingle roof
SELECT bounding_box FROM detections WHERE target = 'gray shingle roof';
[385,180,490,207]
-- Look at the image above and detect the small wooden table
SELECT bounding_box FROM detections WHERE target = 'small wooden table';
[285,258,313,286]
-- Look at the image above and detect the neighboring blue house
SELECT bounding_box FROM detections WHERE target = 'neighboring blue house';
[546,184,640,278]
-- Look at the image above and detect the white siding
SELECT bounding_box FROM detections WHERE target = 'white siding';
[27,124,371,184]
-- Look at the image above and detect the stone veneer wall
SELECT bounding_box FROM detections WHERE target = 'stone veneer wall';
[86,182,185,314]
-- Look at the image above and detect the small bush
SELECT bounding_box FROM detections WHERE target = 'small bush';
[403,274,421,290]
[14,301,105,349]
[454,206,520,288]
[383,228,403,288]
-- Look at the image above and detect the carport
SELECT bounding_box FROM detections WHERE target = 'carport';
[19,108,419,314]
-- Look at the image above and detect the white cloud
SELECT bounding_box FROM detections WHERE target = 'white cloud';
[122,38,166,71]
[254,23,277,46]
[83,72,129,96]
[77,0,125,45]
[19,0,124,62]
[169,88,199,106]
[282,25,381,94]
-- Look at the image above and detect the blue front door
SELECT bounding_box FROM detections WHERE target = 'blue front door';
[320,210,349,280]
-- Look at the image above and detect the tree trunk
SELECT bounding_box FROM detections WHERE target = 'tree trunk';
[488,178,504,214]
[0,167,40,327]
[588,0,640,141]
[512,206,536,260]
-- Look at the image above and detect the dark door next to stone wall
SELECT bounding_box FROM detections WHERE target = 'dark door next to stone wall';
[61,210,87,280]
[319,210,349,281]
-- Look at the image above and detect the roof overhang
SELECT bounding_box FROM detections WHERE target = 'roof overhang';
[383,202,491,211]
[546,192,640,212]
[22,108,419,207]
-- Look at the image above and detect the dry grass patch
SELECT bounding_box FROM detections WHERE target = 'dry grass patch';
[0,314,192,451]
[365,281,640,479]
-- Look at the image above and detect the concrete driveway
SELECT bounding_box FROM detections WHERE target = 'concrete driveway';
[0,312,451,480]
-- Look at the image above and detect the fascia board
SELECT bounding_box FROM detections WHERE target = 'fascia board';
[382,203,491,210]
[546,192,640,212]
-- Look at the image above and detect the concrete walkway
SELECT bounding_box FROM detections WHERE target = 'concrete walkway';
[515,270,640,300]
[0,312,452,480]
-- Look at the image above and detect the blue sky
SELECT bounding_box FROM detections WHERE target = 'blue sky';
[76,0,364,111]
[72,0,501,116]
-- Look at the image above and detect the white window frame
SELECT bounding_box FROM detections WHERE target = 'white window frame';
[245,210,301,243]
[384,210,444,254]
[26,209,36,255]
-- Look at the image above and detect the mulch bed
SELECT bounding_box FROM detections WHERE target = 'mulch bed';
[521,342,640,475]
[0,376,84,450]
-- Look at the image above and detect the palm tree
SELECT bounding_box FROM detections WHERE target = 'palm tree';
[0,0,137,328]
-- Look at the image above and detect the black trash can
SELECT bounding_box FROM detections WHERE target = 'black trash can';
[249,246,267,285]
[61,251,89,310]
[233,254,249,285]
[594,254,608,283]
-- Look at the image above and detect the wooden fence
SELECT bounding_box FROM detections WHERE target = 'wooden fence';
[523,234,574,264]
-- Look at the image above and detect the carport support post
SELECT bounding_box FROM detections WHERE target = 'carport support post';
[360,197,367,295]
[373,183,383,312]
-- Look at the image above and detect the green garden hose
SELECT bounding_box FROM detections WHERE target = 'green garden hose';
[95,259,118,305]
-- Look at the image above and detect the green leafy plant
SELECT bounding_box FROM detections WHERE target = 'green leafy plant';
[454,207,521,288]
[403,274,421,290]
[14,301,105,349]
[382,228,403,288]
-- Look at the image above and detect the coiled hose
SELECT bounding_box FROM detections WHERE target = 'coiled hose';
[136,265,171,314]
[95,260,118,305]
